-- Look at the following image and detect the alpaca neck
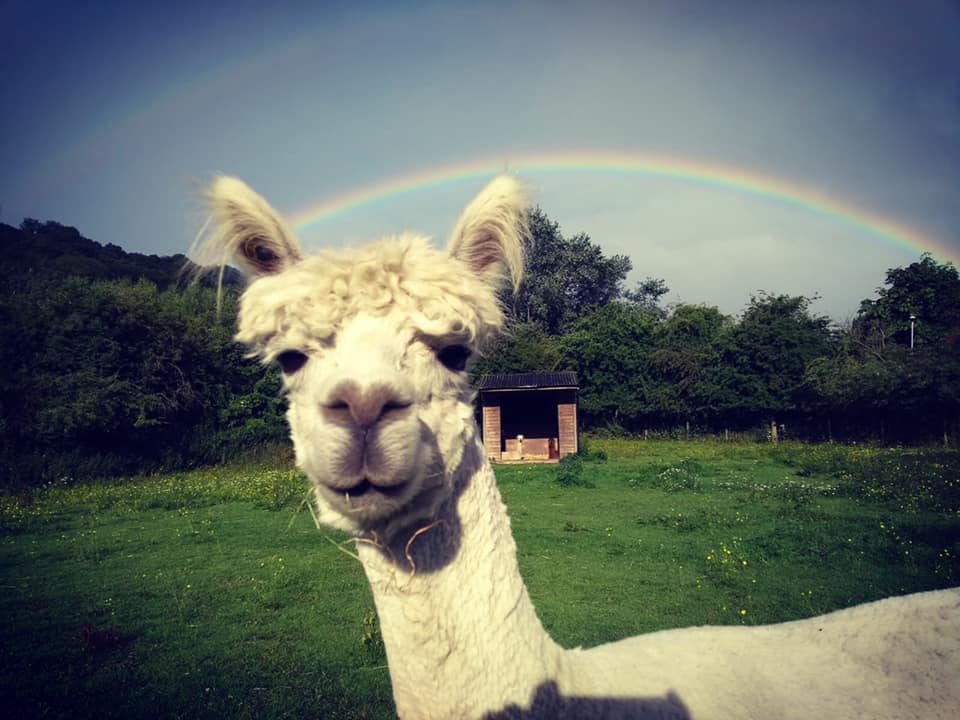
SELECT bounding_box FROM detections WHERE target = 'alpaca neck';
[356,438,563,719]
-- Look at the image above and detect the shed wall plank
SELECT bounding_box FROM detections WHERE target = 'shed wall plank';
[482,405,501,461]
[557,402,578,457]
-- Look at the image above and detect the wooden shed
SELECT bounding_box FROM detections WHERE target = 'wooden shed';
[478,372,579,462]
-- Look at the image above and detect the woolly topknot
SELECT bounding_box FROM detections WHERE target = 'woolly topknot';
[190,173,530,356]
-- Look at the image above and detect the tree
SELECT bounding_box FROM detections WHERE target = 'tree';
[647,304,734,426]
[559,302,658,429]
[720,294,833,432]
[0,274,283,482]
[804,328,904,440]
[470,322,562,378]
[511,208,633,334]
[3,219,191,290]
[623,277,669,315]
[858,253,960,349]
[810,255,960,442]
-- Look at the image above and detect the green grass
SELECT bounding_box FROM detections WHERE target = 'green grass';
[2,441,958,719]
[0,466,391,720]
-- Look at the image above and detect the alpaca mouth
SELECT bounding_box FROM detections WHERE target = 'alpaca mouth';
[334,478,410,515]
[349,479,408,499]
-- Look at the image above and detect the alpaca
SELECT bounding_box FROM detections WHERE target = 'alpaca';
[193,175,960,720]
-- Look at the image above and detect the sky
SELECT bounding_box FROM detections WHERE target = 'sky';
[2,0,959,320]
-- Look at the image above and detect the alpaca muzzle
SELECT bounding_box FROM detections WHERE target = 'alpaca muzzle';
[309,378,423,522]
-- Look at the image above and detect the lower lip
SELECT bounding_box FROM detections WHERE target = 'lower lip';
[349,479,408,499]
[329,478,409,513]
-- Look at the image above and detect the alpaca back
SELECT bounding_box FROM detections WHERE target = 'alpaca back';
[560,587,960,720]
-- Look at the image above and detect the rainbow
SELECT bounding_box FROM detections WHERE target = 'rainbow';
[288,150,957,265]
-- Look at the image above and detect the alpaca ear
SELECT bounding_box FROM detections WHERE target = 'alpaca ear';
[448,175,527,293]
[193,175,303,276]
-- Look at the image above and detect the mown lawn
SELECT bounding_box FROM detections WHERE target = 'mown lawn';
[1,441,958,719]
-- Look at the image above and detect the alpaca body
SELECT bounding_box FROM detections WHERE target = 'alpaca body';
[359,431,960,719]
[564,585,960,720]
[194,173,960,720]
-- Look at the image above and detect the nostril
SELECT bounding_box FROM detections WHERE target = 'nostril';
[324,380,411,428]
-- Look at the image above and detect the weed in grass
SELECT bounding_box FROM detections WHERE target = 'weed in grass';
[936,547,957,584]
[360,609,386,662]
[174,508,218,544]
[703,537,752,587]
[839,451,960,515]
[877,521,919,566]
[625,466,656,489]
[698,536,760,625]
[254,554,294,610]
[575,436,609,462]
[652,458,704,492]
[556,438,607,488]
[555,455,595,488]
[624,457,707,492]
[772,481,821,518]
[641,508,720,533]
[771,442,854,477]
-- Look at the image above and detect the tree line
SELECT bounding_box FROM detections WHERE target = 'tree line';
[0,213,957,484]
[472,209,960,444]
[0,221,283,483]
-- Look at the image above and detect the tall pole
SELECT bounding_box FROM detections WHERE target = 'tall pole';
[910,314,916,350]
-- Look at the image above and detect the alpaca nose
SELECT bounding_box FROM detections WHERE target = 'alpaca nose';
[325,380,412,428]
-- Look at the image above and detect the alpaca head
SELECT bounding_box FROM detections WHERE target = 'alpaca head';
[194,176,527,539]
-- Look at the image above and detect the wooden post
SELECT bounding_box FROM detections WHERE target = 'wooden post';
[482,404,502,461]
[557,402,578,458]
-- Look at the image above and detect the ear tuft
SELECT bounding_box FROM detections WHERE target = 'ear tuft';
[191,175,303,278]
[448,175,528,293]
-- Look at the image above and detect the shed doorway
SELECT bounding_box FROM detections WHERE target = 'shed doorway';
[478,373,579,463]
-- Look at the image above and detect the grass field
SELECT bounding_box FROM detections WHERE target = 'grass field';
[1,440,958,719]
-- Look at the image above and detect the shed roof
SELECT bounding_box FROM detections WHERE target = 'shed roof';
[477,372,579,391]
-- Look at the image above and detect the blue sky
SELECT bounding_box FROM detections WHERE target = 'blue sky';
[2,0,958,319]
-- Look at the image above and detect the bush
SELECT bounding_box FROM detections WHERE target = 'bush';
[575,436,608,462]
[556,455,595,488]
[649,458,703,492]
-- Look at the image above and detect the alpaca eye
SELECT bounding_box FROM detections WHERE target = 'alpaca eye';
[436,345,471,372]
[276,350,308,374]
[243,237,281,271]
[254,245,277,263]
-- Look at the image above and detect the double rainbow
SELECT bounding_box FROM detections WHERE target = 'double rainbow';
[287,150,956,264]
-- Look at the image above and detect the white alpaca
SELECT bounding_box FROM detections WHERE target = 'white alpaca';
[193,175,960,720]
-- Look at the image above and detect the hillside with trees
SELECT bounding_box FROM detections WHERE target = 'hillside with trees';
[471,216,960,443]
[0,214,958,484]
[0,221,275,483]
